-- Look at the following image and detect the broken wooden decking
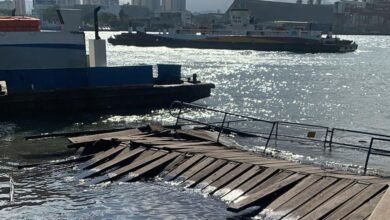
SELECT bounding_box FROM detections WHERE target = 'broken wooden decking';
[66,126,390,220]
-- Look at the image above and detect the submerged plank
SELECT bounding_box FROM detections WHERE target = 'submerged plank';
[228,173,305,212]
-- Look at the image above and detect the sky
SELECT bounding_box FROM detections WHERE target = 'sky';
[187,0,235,12]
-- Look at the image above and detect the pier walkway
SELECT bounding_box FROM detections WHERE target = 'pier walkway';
[67,124,390,220]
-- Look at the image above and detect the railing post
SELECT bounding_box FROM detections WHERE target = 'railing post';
[329,128,335,151]
[264,122,276,153]
[324,128,329,149]
[217,113,227,143]
[274,122,279,148]
[363,138,374,175]
[174,102,183,129]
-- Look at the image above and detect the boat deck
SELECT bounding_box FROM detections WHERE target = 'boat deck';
[66,125,390,219]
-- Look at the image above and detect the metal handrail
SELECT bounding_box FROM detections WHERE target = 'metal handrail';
[169,101,390,175]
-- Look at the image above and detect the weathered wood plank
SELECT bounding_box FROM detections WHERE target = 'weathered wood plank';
[173,157,215,184]
[325,183,387,220]
[220,168,280,202]
[76,147,146,179]
[163,154,204,181]
[266,175,322,211]
[344,191,385,220]
[120,152,182,182]
[195,162,239,190]
[78,144,128,170]
[203,163,253,194]
[368,185,390,220]
[86,150,167,185]
[228,173,306,212]
[283,178,352,219]
[159,154,187,177]
[69,129,143,144]
[214,165,262,198]
[300,183,367,220]
[184,159,227,188]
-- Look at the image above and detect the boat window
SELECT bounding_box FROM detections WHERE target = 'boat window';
[0,81,7,96]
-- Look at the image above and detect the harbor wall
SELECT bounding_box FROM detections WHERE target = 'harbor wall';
[0,66,154,94]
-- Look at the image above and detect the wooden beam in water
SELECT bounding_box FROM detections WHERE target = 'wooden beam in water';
[158,154,188,177]
[68,129,143,144]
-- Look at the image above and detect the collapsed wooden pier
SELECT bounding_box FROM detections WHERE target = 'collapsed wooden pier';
[63,124,390,220]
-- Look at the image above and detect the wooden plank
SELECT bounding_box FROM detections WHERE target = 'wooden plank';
[300,183,367,220]
[284,178,353,219]
[155,141,215,149]
[266,175,322,211]
[76,147,146,179]
[184,159,227,188]
[78,144,127,170]
[158,154,187,177]
[245,171,294,195]
[326,184,387,220]
[86,150,167,185]
[203,163,253,194]
[221,168,279,202]
[344,191,385,220]
[162,154,204,181]
[69,129,143,144]
[272,177,342,219]
[287,166,324,173]
[228,173,305,212]
[368,185,390,220]
[194,162,239,190]
[173,157,216,184]
[213,165,262,198]
[120,152,182,182]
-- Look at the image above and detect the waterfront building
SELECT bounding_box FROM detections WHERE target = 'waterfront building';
[162,0,186,12]
[0,0,14,11]
[131,0,160,12]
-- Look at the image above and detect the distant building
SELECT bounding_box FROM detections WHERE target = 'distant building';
[162,0,186,12]
[83,0,120,15]
[131,0,160,12]
[0,0,14,11]
[57,0,80,8]
[227,0,334,24]
[14,0,26,15]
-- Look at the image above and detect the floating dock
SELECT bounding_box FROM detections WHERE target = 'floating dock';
[61,123,390,220]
